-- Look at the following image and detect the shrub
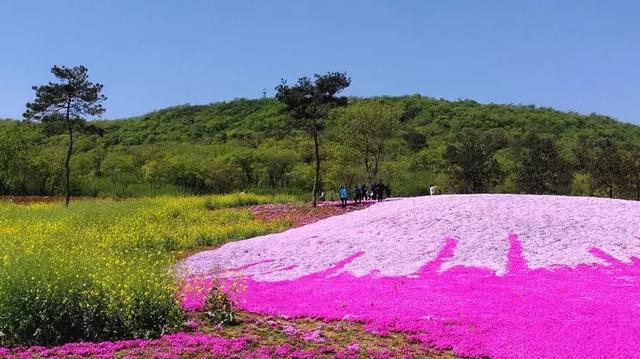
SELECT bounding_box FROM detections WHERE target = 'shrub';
[202,193,296,211]
[204,285,236,326]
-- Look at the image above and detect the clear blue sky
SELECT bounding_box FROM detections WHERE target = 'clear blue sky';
[1,1,638,123]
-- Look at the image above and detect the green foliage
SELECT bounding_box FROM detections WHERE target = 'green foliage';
[204,284,237,326]
[577,136,629,198]
[3,94,640,200]
[0,194,292,346]
[340,101,403,185]
[202,193,297,211]
[514,133,572,195]
[444,129,504,193]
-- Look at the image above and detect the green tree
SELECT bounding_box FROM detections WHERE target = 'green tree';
[577,137,627,198]
[0,122,29,194]
[341,101,403,186]
[514,133,572,194]
[275,72,350,206]
[616,145,640,200]
[23,65,106,206]
[626,146,640,201]
[225,148,255,189]
[201,159,244,193]
[403,129,427,151]
[252,144,299,188]
[444,130,504,193]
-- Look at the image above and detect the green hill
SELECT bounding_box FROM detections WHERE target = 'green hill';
[2,95,640,199]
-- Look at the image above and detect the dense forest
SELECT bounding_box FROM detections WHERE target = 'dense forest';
[2,95,640,200]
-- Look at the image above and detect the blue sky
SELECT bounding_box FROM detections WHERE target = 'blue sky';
[1,1,638,123]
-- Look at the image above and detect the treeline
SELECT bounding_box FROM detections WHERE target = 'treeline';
[2,95,640,200]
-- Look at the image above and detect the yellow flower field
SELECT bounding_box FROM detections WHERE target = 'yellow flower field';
[0,193,294,346]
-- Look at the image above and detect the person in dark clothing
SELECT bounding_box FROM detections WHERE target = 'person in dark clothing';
[372,182,381,201]
[354,186,362,204]
[361,184,367,200]
[339,186,348,208]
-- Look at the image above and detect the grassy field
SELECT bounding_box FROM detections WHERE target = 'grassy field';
[0,193,295,347]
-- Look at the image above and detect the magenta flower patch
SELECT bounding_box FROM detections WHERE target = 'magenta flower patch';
[0,332,253,358]
[183,194,640,359]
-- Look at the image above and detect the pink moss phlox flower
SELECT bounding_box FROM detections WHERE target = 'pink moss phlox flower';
[300,329,324,343]
[183,319,199,330]
[179,275,214,311]
[274,343,293,356]
[282,324,298,337]
[1,332,253,358]
[367,348,394,359]
[231,235,640,358]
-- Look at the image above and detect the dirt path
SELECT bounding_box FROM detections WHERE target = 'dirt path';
[250,200,375,227]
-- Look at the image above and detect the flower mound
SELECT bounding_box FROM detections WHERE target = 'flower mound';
[183,194,640,359]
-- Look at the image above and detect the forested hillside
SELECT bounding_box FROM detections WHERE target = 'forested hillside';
[2,95,640,199]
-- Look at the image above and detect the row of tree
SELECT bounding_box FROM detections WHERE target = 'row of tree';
[444,130,640,200]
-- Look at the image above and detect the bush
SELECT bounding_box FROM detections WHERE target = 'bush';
[203,285,236,326]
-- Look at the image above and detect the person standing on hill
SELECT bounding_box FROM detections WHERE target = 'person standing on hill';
[354,186,362,204]
[339,186,348,208]
[373,182,385,201]
[361,184,368,200]
[429,184,438,196]
[379,183,386,201]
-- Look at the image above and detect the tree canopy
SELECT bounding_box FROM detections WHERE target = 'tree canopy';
[340,100,403,186]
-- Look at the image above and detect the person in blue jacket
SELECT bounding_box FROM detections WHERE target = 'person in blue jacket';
[339,186,348,208]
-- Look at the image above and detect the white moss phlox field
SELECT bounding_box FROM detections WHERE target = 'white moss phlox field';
[184,194,640,280]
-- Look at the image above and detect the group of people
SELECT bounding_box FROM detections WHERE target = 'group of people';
[319,182,438,208]
[337,182,391,207]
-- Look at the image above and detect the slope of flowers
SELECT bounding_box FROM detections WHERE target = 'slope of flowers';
[183,194,640,359]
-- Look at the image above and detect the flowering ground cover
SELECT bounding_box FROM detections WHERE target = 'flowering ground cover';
[1,197,447,358]
[0,311,454,358]
[0,193,295,348]
[184,194,640,359]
